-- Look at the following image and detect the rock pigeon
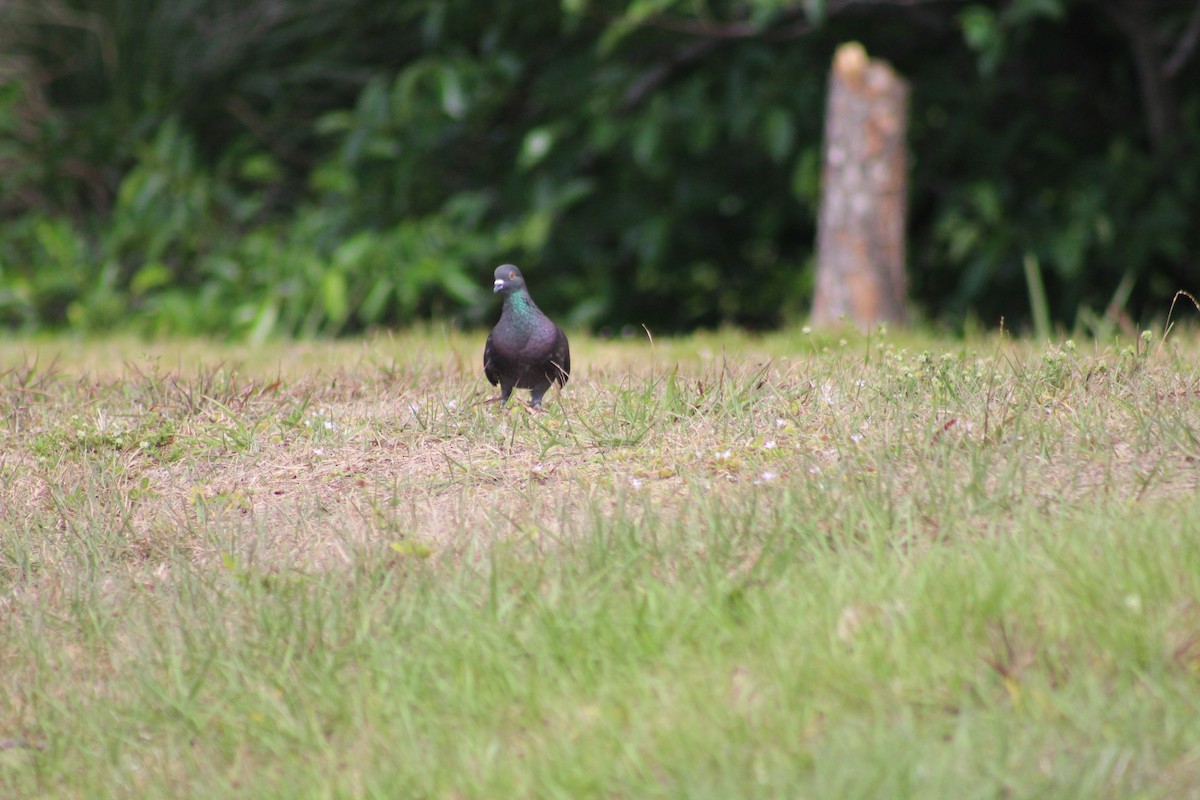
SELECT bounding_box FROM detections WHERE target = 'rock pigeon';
[483,264,570,409]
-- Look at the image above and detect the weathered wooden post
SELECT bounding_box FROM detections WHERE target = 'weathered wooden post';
[812,42,910,328]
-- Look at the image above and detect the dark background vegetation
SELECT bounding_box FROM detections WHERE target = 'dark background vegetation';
[1,0,1198,338]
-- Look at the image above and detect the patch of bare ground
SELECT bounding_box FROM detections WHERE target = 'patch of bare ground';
[2,331,1199,574]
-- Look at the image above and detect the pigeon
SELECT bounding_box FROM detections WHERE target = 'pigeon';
[483,264,570,410]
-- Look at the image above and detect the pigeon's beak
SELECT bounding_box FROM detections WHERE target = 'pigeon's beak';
[493,279,505,294]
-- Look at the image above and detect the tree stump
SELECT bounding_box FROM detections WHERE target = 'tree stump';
[812,42,910,329]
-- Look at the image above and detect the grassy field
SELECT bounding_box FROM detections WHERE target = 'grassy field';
[2,326,1200,798]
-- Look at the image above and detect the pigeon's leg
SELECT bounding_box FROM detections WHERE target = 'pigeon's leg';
[528,380,552,411]
[499,384,514,406]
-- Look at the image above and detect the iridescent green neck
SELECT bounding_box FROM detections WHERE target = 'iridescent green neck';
[502,290,540,328]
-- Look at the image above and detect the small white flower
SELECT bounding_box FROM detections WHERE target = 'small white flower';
[775,418,786,428]
[324,420,335,430]
[850,433,863,444]
[764,440,777,449]
[313,447,325,456]
[629,477,644,489]
[808,465,821,475]
[753,471,778,485]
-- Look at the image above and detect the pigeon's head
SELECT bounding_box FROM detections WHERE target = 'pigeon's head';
[492,264,526,295]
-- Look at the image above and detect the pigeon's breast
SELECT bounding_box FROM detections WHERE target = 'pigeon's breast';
[492,327,560,386]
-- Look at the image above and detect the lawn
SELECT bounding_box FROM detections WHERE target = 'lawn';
[2,326,1199,798]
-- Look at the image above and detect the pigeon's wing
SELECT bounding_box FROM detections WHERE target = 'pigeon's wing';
[550,326,570,386]
[483,332,500,386]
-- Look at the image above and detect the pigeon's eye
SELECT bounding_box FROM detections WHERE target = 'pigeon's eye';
[508,271,516,280]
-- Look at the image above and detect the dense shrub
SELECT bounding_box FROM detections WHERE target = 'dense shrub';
[1,0,1198,336]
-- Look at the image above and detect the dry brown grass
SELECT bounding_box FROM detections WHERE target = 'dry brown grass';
[3,329,1198,576]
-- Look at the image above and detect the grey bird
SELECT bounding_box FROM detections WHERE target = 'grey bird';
[483,264,570,410]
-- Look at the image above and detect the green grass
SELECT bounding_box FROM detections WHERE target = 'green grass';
[2,326,1200,798]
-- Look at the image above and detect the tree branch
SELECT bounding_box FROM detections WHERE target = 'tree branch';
[635,6,810,40]
[620,37,727,112]
[1163,0,1200,77]
[1104,0,1180,152]
[619,0,954,112]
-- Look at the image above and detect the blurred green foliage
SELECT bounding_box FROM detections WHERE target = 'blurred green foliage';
[0,0,1197,337]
